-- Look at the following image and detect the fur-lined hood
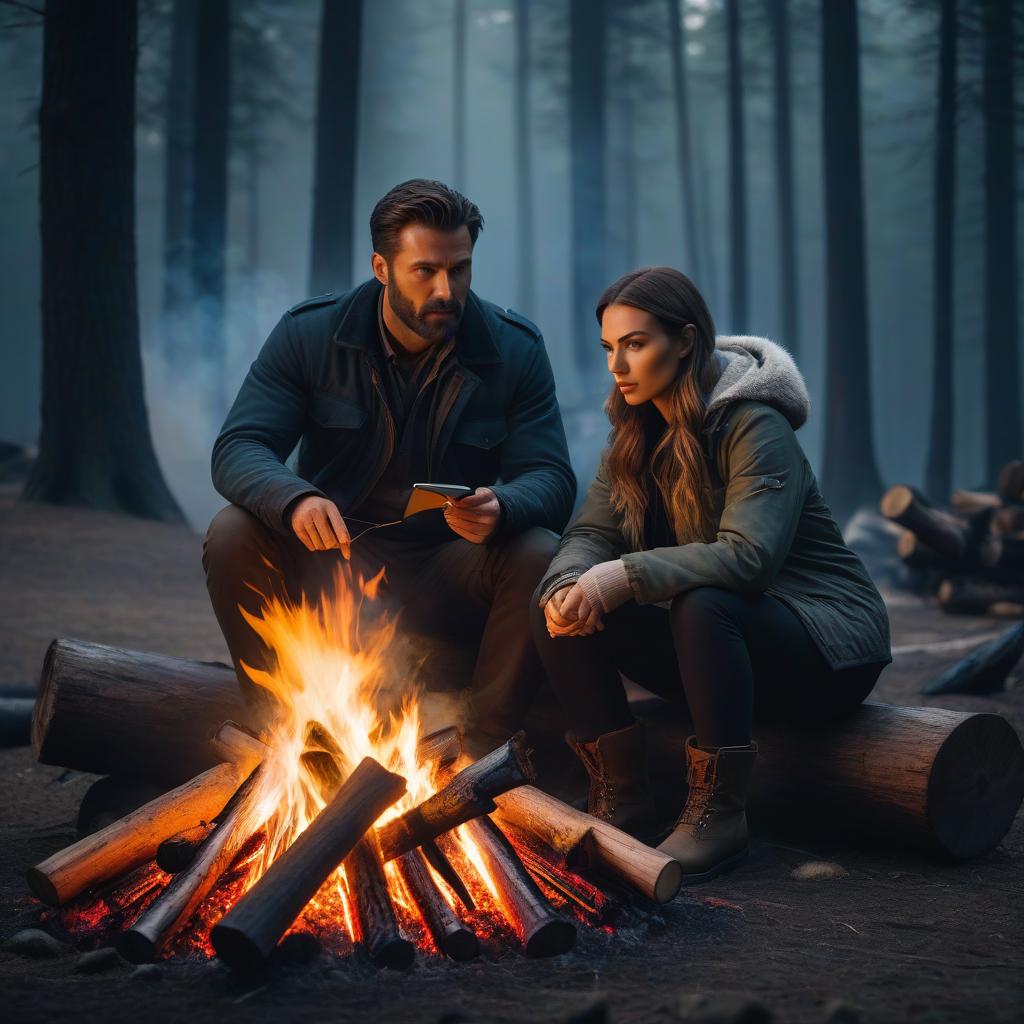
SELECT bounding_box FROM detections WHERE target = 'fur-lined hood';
[706,335,810,430]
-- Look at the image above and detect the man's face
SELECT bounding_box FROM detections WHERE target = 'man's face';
[375,224,473,344]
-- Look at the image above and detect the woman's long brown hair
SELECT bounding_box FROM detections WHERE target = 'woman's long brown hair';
[596,267,719,550]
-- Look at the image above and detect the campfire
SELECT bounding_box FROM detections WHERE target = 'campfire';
[26,567,682,972]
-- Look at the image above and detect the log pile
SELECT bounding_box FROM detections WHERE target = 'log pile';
[882,460,1024,618]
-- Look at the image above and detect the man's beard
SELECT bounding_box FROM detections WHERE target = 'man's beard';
[387,276,463,345]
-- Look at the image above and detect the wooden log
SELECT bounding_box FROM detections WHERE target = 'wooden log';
[33,638,250,784]
[992,507,1024,535]
[938,578,1024,615]
[921,625,1024,696]
[633,698,1024,860]
[27,761,244,906]
[897,531,949,571]
[394,848,478,961]
[375,733,534,863]
[513,840,620,925]
[979,534,1024,572]
[155,822,217,873]
[119,765,269,963]
[212,721,267,773]
[0,696,35,748]
[950,489,1001,516]
[492,787,683,904]
[344,836,415,969]
[996,460,1024,504]
[880,485,968,560]
[210,757,406,973]
[459,816,575,957]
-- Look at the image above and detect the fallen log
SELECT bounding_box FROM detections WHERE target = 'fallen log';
[938,578,1024,615]
[27,761,244,906]
[492,787,683,904]
[0,696,34,747]
[897,531,948,571]
[979,535,1024,572]
[211,756,406,973]
[119,765,268,963]
[345,836,415,969]
[881,485,968,560]
[633,698,1024,860]
[459,816,576,957]
[950,490,1001,516]
[394,848,478,961]
[33,639,250,784]
[156,822,216,873]
[921,625,1024,696]
[375,734,533,863]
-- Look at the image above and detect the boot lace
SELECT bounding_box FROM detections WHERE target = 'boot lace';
[578,746,616,820]
[675,758,714,833]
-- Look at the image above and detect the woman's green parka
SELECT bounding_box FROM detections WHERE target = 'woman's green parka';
[539,335,892,672]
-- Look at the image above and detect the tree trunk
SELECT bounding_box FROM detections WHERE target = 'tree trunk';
[22,0,183,523]
[925,0,957,502]
[726,0,748,333]
[190,0,231,409]
[819,0,884,521]
[666,0,702,284]
[161,0,198,362]
[452,0,467,190]
[514,0,535,314]
[569,0,607,373]
[764,0,799,355]
[982,0,1020,485]
[308,0,363,295]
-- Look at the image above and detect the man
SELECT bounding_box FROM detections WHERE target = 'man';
[203,179,575,751]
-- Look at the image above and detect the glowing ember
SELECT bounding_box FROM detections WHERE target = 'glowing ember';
[54,564,609,962]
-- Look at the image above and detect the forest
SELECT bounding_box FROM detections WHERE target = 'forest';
[0,0,1020,530]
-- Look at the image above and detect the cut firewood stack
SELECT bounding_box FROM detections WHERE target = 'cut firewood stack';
[881,459,1024,617]
[27,640,685,973]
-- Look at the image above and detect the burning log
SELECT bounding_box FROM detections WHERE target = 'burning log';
[881,485,968,560]
[375,733,533,863]
[938,578,1024,615]
[33,639,250,784]
[513,842,619,925]
[156,823,216,873]
[634,698,1024,860]
[394,848,478,961]
[212,721,267,772]
[345,836,415,969]
[27,761,245,906]
[921,624,1024,696]
[211,756,406,973]
[492,787,683,904]
[119,765,269,963]
[459,816,576,957]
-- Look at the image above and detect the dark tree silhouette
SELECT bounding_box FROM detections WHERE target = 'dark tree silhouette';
[24,0,183,522]
[453,0,467,190]
[309,0,363,295]
[764,0,799,355]
[820,0,884,521]
[514,0,535,314]
[981,0,1019,484]
[160,0,198,360]
[666,0,703,285]
[190,0,230,402]
[924,0,957,502]
[726,0,748,333]
[570,0,607,372]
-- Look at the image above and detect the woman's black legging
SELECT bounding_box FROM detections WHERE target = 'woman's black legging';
[530,586,884,748]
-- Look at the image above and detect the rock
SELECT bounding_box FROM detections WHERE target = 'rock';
[791,861,849,881]
[4,928,68,958]
[129,964,162,983]
[677,992,772,1024]
[822,999,862,1024]
[74,946,123,973]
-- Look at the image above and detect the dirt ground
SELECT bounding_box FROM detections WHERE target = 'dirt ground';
[0,482,1021,1024]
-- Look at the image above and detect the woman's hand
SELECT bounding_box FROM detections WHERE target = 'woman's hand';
[543,582,604,638]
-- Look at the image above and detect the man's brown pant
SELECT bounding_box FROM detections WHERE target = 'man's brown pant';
[202,505,559,749]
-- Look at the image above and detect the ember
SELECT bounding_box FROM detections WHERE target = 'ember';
[28,565,682,971]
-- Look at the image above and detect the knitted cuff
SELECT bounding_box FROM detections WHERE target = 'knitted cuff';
[576,559,633,615]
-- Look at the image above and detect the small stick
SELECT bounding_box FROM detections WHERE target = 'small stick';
[394,848,478,961]
[345,835,415,969]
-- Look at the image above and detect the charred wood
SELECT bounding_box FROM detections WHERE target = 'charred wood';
[394,847,478,961]
[921,624,1024,696]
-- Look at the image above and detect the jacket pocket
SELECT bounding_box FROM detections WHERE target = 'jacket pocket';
[452,417,507,450]
[310,391,368,429]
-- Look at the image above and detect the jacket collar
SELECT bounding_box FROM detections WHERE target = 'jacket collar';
[332,279,502,367]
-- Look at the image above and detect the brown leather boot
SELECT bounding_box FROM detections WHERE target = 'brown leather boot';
[566,720,656,836]
[657,736,758,883]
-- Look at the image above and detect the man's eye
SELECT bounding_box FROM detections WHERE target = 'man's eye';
[416,267,432,276]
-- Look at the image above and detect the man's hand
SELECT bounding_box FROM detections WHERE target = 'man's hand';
[543,582,604,638]
[290,495,351,557]
[443,486,501,544]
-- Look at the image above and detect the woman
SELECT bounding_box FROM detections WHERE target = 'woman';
[531,267,891,884]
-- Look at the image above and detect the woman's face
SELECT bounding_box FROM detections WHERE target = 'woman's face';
[600,304,693,408]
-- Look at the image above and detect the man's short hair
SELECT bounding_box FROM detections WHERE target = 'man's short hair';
[370,179,484,261]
